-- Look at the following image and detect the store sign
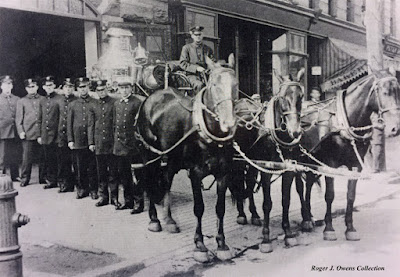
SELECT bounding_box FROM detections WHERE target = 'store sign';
[384,44,399,56]
[321,63,368,92]
[311,66,322,76]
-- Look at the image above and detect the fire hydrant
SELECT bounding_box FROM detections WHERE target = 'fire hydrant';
[0,174,30,277]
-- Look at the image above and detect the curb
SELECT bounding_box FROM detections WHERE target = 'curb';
[74,260,145,277]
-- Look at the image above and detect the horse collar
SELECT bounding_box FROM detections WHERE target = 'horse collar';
[335,90,372,141]
[192,87,235,144]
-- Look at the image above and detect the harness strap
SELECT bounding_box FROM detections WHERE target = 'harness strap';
[136,126,198,156]
[193,87,235,144]
[265,96,301,148]
[336,90,372,141]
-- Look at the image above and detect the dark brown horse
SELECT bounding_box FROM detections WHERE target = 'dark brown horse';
[233,72,304,252]
[295,68,400,241]
[136,55,238,262]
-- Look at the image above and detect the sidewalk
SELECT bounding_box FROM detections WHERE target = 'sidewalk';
[14,138,400,277]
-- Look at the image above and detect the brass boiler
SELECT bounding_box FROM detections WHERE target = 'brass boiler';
[0,174,30,277]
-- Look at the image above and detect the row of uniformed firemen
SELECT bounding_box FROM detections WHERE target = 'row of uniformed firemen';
[0,75,145,214]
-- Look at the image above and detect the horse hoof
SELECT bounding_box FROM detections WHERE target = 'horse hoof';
[323,231,337,241]
[259,243,273,253]
[251,217,262,226]
[216,250,233,261]
[284,237,298,247]
[237,216,248,225]
[148,221,162,232]
[301,221,314,232]
[345,231,361,241]
[193,251,211,263]
[165,223,180,233]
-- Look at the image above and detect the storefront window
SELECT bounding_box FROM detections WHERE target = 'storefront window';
[271,31,307,94]
[186,10,216,38]
[290,34,305,53]
[176,8,218,57]
[272,33,287,52]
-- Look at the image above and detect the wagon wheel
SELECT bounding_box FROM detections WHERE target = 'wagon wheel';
[170,71,194,97]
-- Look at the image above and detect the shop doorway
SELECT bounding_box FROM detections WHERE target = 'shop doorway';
[0,8,86,96]
[218,16,285,101]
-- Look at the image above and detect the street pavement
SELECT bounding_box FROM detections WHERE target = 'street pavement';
[10,137,400,277]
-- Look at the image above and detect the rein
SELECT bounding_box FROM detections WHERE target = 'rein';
[136,68,237,162]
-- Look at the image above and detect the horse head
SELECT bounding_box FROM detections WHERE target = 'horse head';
[203,54,238,134]
[370,68,400,137]
[272,69,304,141]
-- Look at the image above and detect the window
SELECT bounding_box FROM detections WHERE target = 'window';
[309,0,320,9]
[185,8,218,55]
[346,0,354,22]
[328,0,337,17]
[126,27,168,62]
[186,10,216,38]
[271,32,307,92]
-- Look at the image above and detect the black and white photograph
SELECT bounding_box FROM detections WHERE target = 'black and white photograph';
[0,0,400,276]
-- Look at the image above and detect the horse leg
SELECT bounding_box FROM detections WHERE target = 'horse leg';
[345,175,360,241]
[323,176,337,241]
[216,175,233,261]
[148,198,162,232]
[282,172,298,247]
[260,173,273,253]
[235,164,247,225]
[299,173,314,232]
[162,169,180,233]
[190,171,210,263]
[145,165,162,232]
[247,167,261,226]
[163,191,180,233]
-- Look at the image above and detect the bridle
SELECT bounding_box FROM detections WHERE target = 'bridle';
[369,76,400,119]
[265,81,303,148]
[336,75,400,141]
[193,67,238,144]
[207,67,237,114]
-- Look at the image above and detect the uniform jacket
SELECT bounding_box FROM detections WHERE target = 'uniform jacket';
[57,95,77,147]
[179,42,215,74]
[113,94,145,156]
[37,93,62,145]
[15,93,43,140]
[67,96,96,149]
[88,96,116,155]
[0,93,19,139]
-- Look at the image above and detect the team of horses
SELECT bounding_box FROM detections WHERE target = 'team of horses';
[130,54,400,262]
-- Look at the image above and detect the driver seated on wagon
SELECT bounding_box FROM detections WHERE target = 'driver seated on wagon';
[179,25,216,95]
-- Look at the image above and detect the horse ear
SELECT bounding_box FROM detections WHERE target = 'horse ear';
[388,66,396,77]
[228,53,235,69]
[296,67,305,82]
[273,68,284,83]
[206,56,216,70]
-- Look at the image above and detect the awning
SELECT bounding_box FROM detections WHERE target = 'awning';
[320,60,367,92]
[321,38,399,92]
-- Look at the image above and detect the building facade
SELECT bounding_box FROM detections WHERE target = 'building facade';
[1,0,400,99]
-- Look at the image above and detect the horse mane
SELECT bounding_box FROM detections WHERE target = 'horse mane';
[345,74,374,95]
[346,69,393,96]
